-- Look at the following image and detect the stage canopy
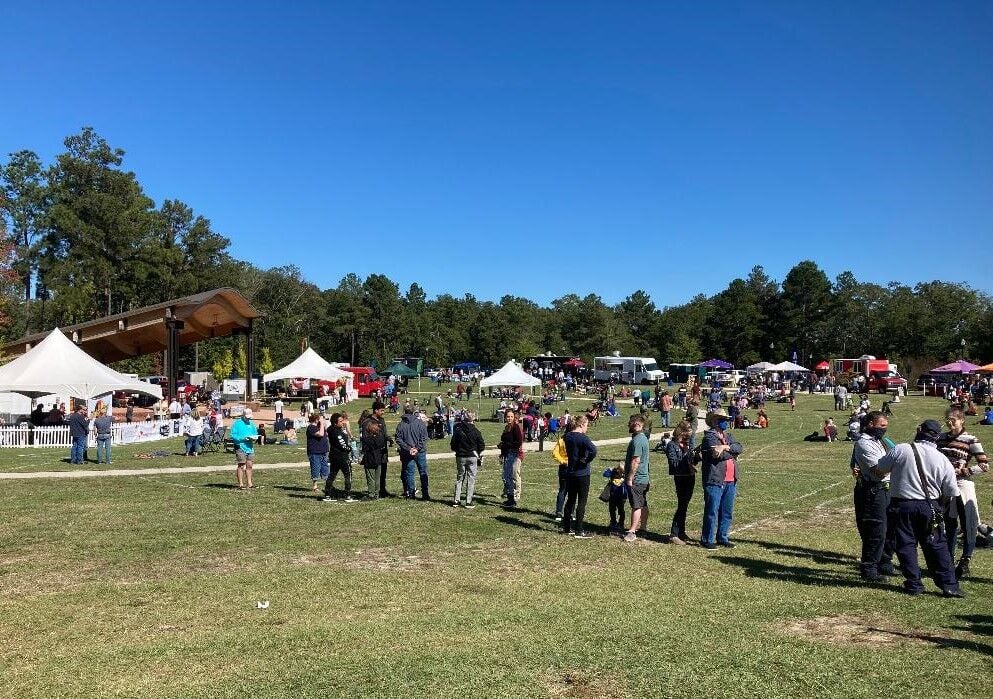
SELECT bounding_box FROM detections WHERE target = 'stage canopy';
[0,328,163,400]
[479,360,542,388]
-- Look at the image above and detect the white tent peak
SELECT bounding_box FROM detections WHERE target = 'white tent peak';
[479,360,542,388]
[769,361,810,373]
[0,328,163,400]
[263,347,354,383]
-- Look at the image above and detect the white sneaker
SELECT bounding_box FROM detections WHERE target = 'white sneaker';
[623,532,638,543]
[342,497,358,503]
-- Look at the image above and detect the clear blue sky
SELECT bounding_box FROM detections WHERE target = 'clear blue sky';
[2,1,991,306]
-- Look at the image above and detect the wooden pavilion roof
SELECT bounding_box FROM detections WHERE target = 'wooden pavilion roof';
[3,288,262,364]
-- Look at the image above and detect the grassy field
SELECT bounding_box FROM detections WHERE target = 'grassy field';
[0,393,990,698]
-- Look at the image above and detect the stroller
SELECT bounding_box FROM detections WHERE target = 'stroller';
[429,414,446,439]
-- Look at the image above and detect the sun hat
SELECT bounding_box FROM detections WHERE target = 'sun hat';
[705,408,730,428]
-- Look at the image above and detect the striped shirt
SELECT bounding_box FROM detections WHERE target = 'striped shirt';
[937,431,988,479]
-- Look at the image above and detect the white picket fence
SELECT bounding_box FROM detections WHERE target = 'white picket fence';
[0,420,183,449]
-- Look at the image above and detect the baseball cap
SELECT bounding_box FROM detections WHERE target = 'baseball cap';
[243,408,253,418]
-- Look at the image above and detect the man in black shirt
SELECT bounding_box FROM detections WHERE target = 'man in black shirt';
[67,404,89,464]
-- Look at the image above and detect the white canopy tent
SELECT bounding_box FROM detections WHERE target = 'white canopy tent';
[0,328,163,401]
[746,361,776,373]
[263,347,356,400]
[479,360,542,388]
[770,361,811,373]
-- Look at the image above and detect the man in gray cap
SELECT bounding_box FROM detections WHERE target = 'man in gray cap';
[872,419,963,597]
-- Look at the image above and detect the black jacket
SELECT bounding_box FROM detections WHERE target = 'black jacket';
[450,421,485,458]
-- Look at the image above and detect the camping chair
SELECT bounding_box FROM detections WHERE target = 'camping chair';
[201,425,226,453]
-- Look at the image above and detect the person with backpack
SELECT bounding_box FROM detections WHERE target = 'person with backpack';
[450,412,485,508]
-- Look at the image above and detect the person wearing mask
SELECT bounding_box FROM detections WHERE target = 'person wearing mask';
[666,420,697,544]
[623,414,651,542]
[700,408,743,550]
[851,411,896,581]
[562,414,597,538]
[499,409,525,507]
[450,412,485,508]
[229,408,259,489]
[93,407,114,465]
[395,406,430,499]
[324,412,356,502]
[938,408,988,579]
[872,419,963,597]
[66,404,89,465]
[306,414,330,492]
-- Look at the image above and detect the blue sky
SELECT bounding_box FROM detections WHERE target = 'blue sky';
[2,1,991,306]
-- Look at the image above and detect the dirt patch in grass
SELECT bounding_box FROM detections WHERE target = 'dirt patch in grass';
[294,548,437,573]
[544,669,628,698]
[777,614,935,647]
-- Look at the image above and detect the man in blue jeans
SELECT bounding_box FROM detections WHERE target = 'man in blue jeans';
[700,408,743,550]
[67,403,89,464]
[395,407,430,500]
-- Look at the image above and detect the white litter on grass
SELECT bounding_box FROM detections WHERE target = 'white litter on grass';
[256,600,269,609]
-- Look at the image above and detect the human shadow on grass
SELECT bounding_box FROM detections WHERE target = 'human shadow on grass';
[202,483,242,490]
[714,555,878,590]
[272,484,315,493]
[737,538,857,565]
[494,515,545,531]
[865,626,993,658]
[952,615,993,637]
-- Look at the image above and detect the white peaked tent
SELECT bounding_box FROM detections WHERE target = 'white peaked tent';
[0,328,163,400]
[746,361,776,372]
[770,361,810,373]
[480,360,542,388]
[263,347,355,398]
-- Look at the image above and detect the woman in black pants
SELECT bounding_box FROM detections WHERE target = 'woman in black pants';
[666,420,697,544]
[563,415,598,538]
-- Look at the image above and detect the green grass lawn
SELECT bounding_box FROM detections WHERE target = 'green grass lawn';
[0,393,990,698]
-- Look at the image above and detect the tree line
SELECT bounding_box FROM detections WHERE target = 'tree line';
[2,128,991,379]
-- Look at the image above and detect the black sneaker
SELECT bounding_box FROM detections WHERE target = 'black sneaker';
[942,588,966,599]
[702,542,718,551]
[574,530,592,539]
[878,564,896,577]
[464,502,476,509]
[717,540,736,549]
[861,571,884,583]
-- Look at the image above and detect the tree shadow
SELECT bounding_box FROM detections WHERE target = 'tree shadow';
[739,538,858,565]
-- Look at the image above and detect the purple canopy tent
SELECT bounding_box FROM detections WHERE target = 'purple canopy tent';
[930,359,979,374]
[699,359,734,369]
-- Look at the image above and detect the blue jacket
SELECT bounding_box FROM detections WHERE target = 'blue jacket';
[395,413,428,454]
[564,430,597,477]
[665,439,694,477]
[701,428,743,486]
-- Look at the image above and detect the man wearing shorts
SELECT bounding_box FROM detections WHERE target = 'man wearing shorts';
[230,408,259,489]
[624,414,651,542]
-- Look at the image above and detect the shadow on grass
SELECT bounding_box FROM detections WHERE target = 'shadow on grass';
[494,515,546,531]
[202,483,242,490]
[952,614,993,637]
[272,484,314,493]
[739,538,858,565]
[865,626,993,658]
[715,555,872,589]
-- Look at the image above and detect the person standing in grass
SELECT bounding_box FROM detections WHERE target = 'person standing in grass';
[360,418,389,500]
[499,409,525,507]
[666,420,697,544]
[562,414,597,538]
[324,413,356,502]
[230,408,258,489]
[365,401,394,497]
[450,411,485,508]
[850,410,896,581]
[182,408,204,457]
[659,391,673,428]
[66,403,89,465]
[93,406,114,464]
[623,414,651,542]
[306,414,330,492]
[396,406,430,499]
[872,419,962,597]
[938,407,988,580]
[700,408,743,550]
